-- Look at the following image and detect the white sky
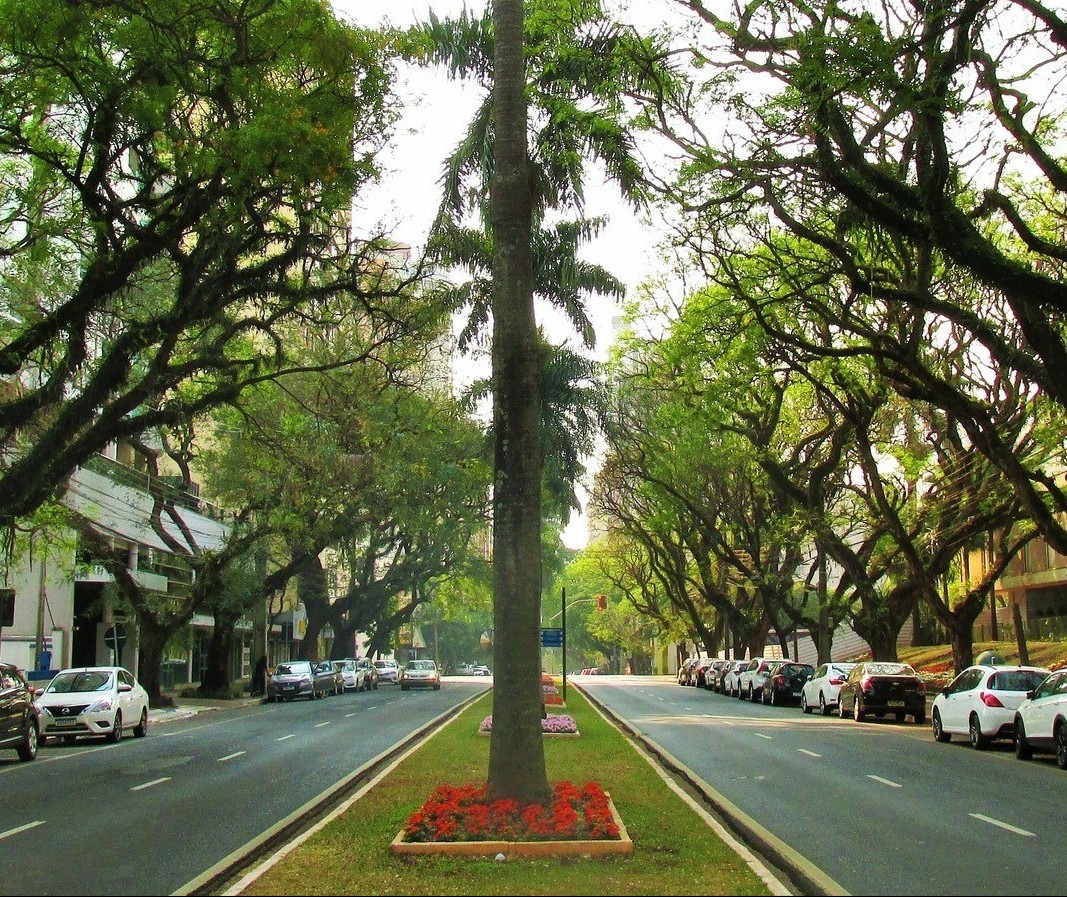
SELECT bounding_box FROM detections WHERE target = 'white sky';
[330,0,663,548]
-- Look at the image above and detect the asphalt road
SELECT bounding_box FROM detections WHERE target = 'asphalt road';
[0,681,489,895]
[578,675,1066,896]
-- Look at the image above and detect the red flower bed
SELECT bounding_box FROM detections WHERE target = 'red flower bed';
[544,693,565,705]
[402,781,620,843]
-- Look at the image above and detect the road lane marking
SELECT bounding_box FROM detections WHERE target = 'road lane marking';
[345,711,359,718]
[131,777,171,791]
[867,775,902,788]
[797,749,822,757]
[0,820,45,841]
[276,734,296,741]
[970,813,1036,837]
[755,733,772,740]
[218,751,246,762]
[314,721,331,728]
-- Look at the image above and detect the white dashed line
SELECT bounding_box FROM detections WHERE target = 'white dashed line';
[218,751,246,762]
[276,734,296,741]
[314,721,331,728]
[0,820,45,841]
[970,813,1036,837]
[755,733,773,740]
[797,749,822,757]
[867,775,902,788]
[131,777,170,791]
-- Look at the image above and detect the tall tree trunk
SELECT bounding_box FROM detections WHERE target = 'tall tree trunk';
[200,604,241,697]
[1012,599,1030,665]
[137,614,172,709]
[487,0,549,805]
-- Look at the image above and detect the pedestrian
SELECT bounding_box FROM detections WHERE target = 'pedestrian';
[252,654,268,697]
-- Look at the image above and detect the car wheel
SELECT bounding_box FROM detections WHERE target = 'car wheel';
[1015,718,1032,760]
[1056,721,1067,771]
[969,714,989,750]
[107,711,123,744]
[17,719,38,761]
[932,709,950,743]
[820,693,831,717]
[801,693,812,714]
[134,707,148,738]
[853,697,865,722]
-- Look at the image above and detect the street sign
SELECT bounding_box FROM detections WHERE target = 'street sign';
[105,623,126,654]
[540,627,563,648]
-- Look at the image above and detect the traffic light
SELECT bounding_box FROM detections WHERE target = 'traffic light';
[595,594,607,611]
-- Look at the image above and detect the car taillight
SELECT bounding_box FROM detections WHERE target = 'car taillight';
[980,691,1004,708]
[828,677,844,686]
[915,680,926,695]
[860,675,875,692]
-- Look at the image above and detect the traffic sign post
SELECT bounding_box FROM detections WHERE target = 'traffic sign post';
[540,627,563,648]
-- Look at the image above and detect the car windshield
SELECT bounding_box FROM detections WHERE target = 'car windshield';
[275,662,311,675]
[408,660,436,671]
[991,670,1048,691]
[374,660,396,669]
[47,671,112,693]
[780,664,812,676]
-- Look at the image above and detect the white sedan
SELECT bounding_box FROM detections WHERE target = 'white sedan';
[36,666,149,744]
[931,664,1049,748]
[800,662,857,715]
[1014,668,1067,768]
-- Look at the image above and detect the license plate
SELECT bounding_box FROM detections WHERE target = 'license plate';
[53,718,78,727]
[283,684,295,690]
[888,700,904,707]
[792,692,802,698]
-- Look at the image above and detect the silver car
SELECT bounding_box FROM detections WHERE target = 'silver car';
[373,658,399,685]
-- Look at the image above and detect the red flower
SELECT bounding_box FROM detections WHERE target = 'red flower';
[403,781,619,843]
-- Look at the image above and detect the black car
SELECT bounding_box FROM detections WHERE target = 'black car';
[760,662,814,706]
[838,661,926,724]
[0,662,39,761]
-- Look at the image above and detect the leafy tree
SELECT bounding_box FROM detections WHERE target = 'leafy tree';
[0,0,409,529]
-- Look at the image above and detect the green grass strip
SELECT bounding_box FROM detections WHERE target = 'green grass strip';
[239,686,773,896]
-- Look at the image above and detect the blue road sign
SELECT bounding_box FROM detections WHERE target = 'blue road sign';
[540,627,563,648]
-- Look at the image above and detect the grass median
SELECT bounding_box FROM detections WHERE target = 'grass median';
[236,683,774,896]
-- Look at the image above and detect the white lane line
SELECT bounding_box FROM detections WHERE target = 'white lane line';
[314,721,331,729]
[131,777,171,791]
[867,775,902,788]
[755,733,772,740]
[276,734,296,742]
[218,751,246,762]
[0,820,45,841]
[345,711,359,718]
[970,813,1036,837]
[797,749,822,758]
[683,706,694,712]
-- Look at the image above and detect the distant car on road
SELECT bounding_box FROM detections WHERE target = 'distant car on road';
[800,662,857,715]
[373,658,399,685]
[400,659,441,690]
[472,665,491,677]
[0,662,39,761]
[267,660,325,701]
[931,664,1050,749]
[36,666,149,744]
[838,661,926,724]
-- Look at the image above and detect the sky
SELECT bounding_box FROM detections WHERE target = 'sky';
[330,0,663,548]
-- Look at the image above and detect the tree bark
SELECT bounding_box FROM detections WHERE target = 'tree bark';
[487,0,549,805]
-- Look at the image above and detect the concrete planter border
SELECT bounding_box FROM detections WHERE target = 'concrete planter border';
[390,793,632,857]
[477,730,580,737]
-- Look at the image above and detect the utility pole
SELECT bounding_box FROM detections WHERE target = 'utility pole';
[561,586,567,702]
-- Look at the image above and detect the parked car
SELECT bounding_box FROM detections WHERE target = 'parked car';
[737,658,777,701]
[692,656,716,689]
[334,660,363,693]
[761,662,815,706]
[0,662,39,761]
[374,659,399,685]
[472,665,491,677]
[838,661,926,723]
[267,660,324,701]
[721,660,749,697]
[800,662,857,715]
[314,661,342,696]
[677,657,697,686]
[1013,668,1067,768]
[35,666,149,744]
[355,657,378,690]
[931,664,1050,749]
[400,659,441,690]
